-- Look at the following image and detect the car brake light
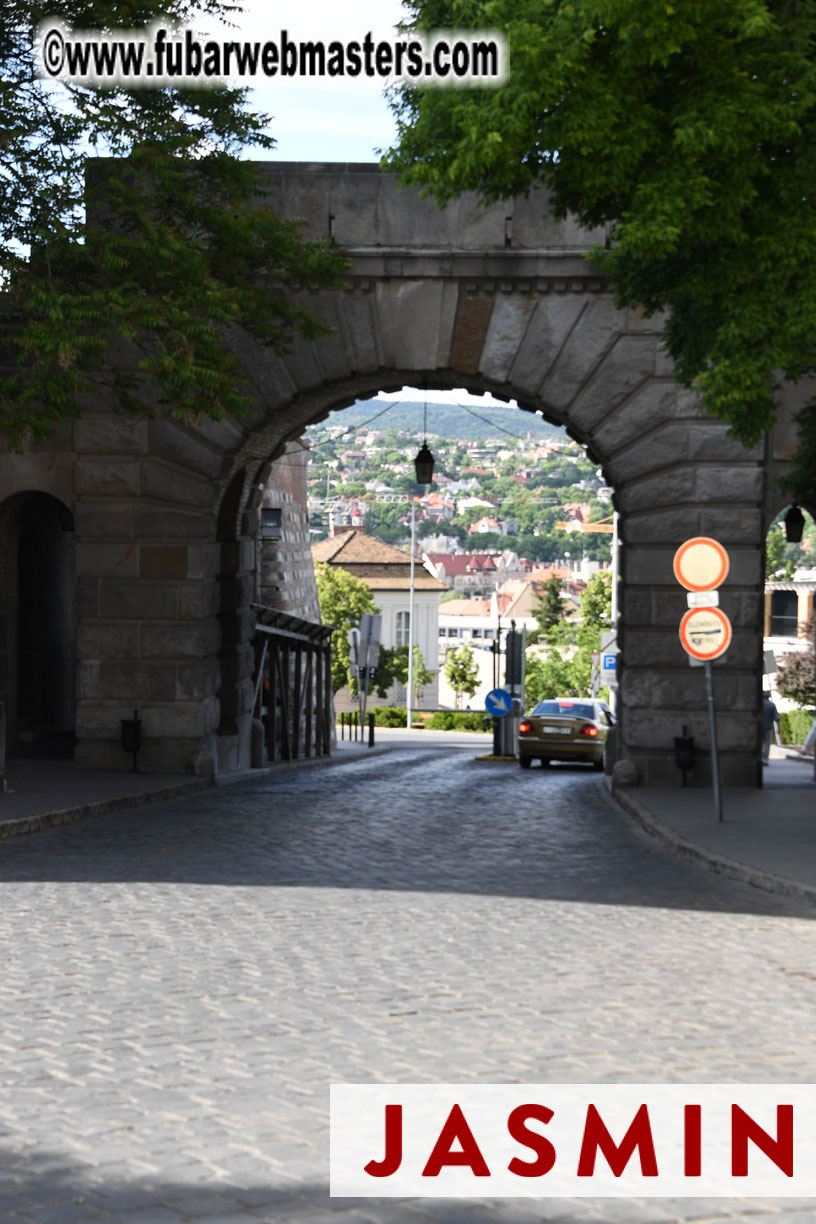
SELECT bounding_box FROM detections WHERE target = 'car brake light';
[518,721,532,734]
[580,724,599,737]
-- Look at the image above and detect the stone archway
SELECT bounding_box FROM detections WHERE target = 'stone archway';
[64,162,774,783]
[0,491,77,751]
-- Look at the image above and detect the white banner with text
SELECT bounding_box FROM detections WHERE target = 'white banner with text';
[330,1083,815,1197]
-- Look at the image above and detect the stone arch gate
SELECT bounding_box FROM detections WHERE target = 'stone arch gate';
[0,162,794,785]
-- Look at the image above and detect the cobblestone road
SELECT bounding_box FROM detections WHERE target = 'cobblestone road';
[1,745,816,1224]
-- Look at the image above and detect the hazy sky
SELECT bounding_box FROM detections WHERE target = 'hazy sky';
[230,0,406,163]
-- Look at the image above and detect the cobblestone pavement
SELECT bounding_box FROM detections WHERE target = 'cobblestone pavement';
[1,746,816,1224]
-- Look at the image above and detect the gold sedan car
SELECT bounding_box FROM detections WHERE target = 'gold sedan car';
[517,698,613,770]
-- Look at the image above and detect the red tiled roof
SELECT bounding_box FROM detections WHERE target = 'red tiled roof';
[312,531,447,591]
[425,553,499,575]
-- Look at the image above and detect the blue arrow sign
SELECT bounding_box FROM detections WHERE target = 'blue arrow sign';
[485,688,513,717]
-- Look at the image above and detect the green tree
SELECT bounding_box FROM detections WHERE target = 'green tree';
[314,564,378,693]
[527,571,612,702]
[443,645,479,709]
[776,650,815,710]
[530,575,563,643]
[2,0,344,449]
[408,644,433,705]
[525,648,585,705]
[765,527,787,581]
[387,0,816,503]
[776,616,815,709]
[579,572,613,634]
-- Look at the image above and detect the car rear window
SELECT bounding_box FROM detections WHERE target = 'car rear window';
[532,700,595,720]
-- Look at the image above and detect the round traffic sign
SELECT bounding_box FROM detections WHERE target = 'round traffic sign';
[679,606,733,661]
[673,537,730,592]
[485,688,513,717]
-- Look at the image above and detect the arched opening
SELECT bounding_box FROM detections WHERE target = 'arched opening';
[763,507,816,754]
[302,384,620,741]
[0,491,76,754]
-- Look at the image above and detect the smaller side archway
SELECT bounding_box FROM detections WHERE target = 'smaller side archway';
[0,491,76,752]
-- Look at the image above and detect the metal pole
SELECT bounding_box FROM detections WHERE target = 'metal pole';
[407,501,416,729]
[360,632,370,734]
[520,626,527,710]
[704,660,723,822]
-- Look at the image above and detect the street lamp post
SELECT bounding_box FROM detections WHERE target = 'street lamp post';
[407,431,435,730]
[407,501,416,731]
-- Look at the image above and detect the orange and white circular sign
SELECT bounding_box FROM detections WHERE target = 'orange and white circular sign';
[679,606,733,661]
[673,536,730,592]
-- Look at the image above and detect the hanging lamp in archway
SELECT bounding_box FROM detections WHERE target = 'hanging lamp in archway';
[414,390,435,485]
[782,504,805,543]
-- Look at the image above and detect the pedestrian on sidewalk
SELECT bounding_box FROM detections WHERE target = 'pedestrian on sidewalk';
[761,690,781,765]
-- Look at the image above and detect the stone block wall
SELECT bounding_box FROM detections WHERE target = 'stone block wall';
[0,161,797,785]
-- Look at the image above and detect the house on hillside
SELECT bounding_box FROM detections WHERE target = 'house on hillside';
[468,515,502,535]
[311,527,447,711]
[424,550,524,596]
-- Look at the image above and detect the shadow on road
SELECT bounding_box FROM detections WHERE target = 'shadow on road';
[0,1148,799,1224]
[0,748,810,919]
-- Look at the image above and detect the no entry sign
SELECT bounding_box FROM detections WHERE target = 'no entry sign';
[672,537,730,592]
[679,606,733,661]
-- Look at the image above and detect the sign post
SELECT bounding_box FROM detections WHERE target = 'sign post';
[673,538,731,822]
[357,613,381,743]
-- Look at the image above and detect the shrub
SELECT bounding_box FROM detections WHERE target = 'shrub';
[426,710,491,732]
[371,706,408,727]
[779,708,815,745]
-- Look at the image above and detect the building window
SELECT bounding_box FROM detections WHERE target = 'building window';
[396,610,410,648]
[770,590,799,637]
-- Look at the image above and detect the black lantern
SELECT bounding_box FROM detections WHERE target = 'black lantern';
[414,441,435,485]
[782,504,805,544]
[120,708,142,773]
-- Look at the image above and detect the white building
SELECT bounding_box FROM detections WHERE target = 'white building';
[311,527,447,711]
[437,581,540,708]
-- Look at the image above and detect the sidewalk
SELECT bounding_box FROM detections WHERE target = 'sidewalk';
[611,747,816,907]
[0,757,214,840]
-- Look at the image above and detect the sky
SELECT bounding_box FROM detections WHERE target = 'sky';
[228,0,406,163]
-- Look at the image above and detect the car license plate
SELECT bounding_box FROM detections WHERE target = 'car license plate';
[541,725,562,734]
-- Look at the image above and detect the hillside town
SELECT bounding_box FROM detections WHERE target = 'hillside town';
[306,404,618,710]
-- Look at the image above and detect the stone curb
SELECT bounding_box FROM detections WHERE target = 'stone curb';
[214,743,394,785]
[609,781,816,910]
[0,777,214,842]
